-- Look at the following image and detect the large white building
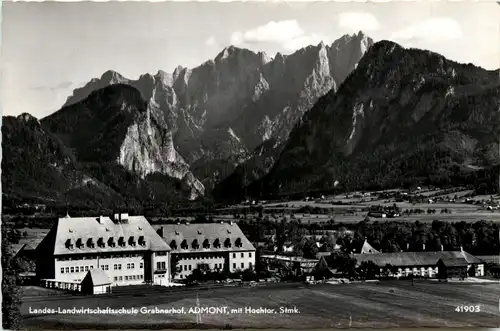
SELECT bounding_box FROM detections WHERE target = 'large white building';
[154,222,256,280]
[36,213,171,291]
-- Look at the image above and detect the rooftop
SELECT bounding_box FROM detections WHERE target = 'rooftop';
[38,214,170,256]
[351,251,482,268]
[153,222,255,253]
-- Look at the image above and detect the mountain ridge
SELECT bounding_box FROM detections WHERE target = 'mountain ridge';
[237,40,500,199]
[60,32,374,191]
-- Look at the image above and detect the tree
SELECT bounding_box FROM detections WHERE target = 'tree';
[358,261,380,280]
[2,226,22,330]
[170,254,180,279]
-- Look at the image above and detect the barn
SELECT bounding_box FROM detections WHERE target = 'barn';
[81,269,112,295]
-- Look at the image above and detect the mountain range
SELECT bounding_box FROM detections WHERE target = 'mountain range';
[62,31,373,190]
[241,40,500,199]
[3,33,499,208]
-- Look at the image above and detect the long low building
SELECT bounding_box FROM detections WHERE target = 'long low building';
[154,222,256,280]
[36,213,171,291]
[315,250,484,279]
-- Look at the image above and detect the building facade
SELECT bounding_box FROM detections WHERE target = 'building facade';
[36,213,171,289]
[154,222,256,280]
[314,250,484,279]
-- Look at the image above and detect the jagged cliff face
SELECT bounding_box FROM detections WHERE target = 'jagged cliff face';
[248,40,500,197]
[43,84,205,200]
[64,32,374,190]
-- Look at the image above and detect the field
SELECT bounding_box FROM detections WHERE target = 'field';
[21,281,500,329]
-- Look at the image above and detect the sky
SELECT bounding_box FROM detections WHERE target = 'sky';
[1,1,499,119]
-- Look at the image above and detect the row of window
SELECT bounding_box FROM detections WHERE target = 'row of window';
[177,262,253,273]
[60,265,94,274]
[56,253,145,261]
[113,262,144,270]
[156,262,166,270]
[232,252,252,258]
[113,275,144,282]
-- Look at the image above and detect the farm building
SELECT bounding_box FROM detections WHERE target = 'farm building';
[153,222,255,280]
[81,269,112,294]
[315,250,484,279]
[436,258,468,279]
[260,255,318,275]
[36,213,171,292]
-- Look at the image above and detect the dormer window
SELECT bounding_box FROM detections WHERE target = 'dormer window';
[203,239,210,249]
[235,238,242,248]
[65,239,74,250]
[86,238,95,248]
[97,237,105,248]
[192,239,199,249]
[170,240,177,250]
[118,236,125,247]
[107,237,115,247]
[213,238,221,248]
[76,238,84,249]
[224,238,232,248]
[175,231,180,235]
[138,235,145,246]
[181,239,188,249]
[128,236,136,246]
[227,229,231,234]
[197,229,202,235]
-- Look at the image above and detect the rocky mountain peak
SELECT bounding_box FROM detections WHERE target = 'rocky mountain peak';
[100,70,126,83]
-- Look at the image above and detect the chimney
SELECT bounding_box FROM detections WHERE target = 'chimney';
[406,243,409,251]
[114,213,119,221]
[422,243,425,251]
[97,216,105,224]
[460,245,463,252]
[440,244,444,251]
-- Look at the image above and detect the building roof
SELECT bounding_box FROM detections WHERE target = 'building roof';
[37,214,170,256]
[438,257,468,267]
[359,240,379,254]
[82,268,111,286]
[352,251,482,268]
[10,244,26,257]
[261,255,318,263]
[154,222,255,253]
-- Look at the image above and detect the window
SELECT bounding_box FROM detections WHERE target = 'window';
[184,265,187,271]
[157,262,161,270]
[249,252,252,258]
[117,264,121,270]
[188,265,192,271]
[233,253,236,258]
[241,263,244,269]
[233,263,236,269]
[131,263,135,269]
[90,266,93,269]
[65,267,69,273]
[125,276,129,281]
[119,276,122,281]
[114,277,118,281]
[85,266,89,271]
[127,263,131,269]
[61,268,65,274]
[249,262,253,269]
[241,253,244,258]
[140,263,143,269]
[101,265,105,270]
[71,267,74,273]
[161,262,166,270]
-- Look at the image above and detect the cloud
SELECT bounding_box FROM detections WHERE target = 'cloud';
[391,17,463,43]
[338,12,381,32]
[205,36,217,47]
[230,20,327,52]
[30,81,73,91]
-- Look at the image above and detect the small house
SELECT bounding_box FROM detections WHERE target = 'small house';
[81,269,112,295]
[437,258,468,279]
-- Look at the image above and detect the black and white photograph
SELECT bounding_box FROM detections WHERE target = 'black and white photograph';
[1,0,500,329]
